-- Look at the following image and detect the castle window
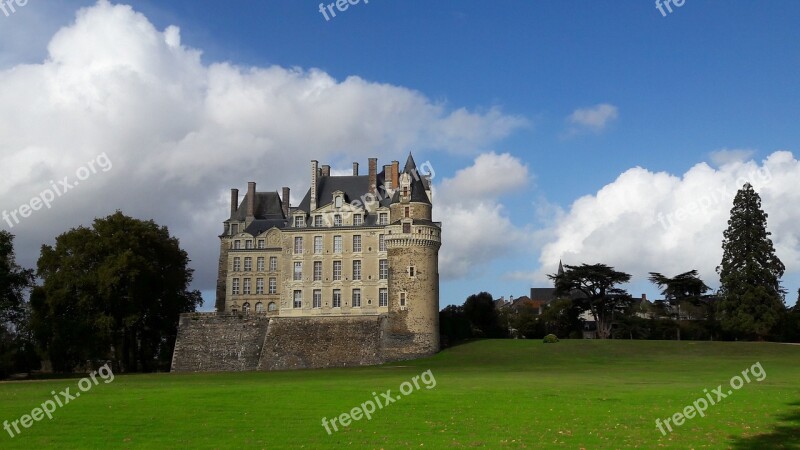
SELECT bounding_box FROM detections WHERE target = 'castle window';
[379,234,386,252]
[379,260,388,280]
[379,288,388,307]
[293,290,302,309]
[255,302,264,313]
[293,262,303,281]
[404,207,410,218]
[314,215,322,227]
[245,240,253,249]
[335,196,343,208]
[244,257,252,272]
[400,292,407,308]
[313,261,322,281]
[233,240,241,249]
[352,289,361,307]
[403,186,408,198]
[256,278,264,294]
[230,308,238,314]
[333,235,342,253]
[294,236,304,254]
[332,289,341,308]
[268,277,277,294]
[257,239,265,249]
[294,216,305,227]
[257,257,265,272]
[403,223,411,234]
[268,302,277,312]
[269,256,278,272]
[408,266,416,278]
[313,290,322,308]
[314,236,323,254]
[243,278,251,295]
[353,235,362,253]
[231,278,240,295]
[233,257,241,272]
[230,223,239,235]
[353,214,363,226]
[333,261,342,281]
[242,302,251,314]
[379,213,388,225]
[334,214,342,227]
[353,260,362,281]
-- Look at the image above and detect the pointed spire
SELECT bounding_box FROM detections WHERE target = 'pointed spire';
[403,152,417,173]
[558,260,564,276]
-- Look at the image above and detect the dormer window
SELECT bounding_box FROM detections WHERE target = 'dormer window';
[379,213,388,225]
[314,215,322,227]
[335,196,343,208]
[353,214,362,226]
[403,186,408,198]
[230,223,239,235]
[294,216,305,227]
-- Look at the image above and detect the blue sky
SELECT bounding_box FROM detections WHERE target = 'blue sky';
[2,1,800,308]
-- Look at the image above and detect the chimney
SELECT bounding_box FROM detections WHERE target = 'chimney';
[392,160,400,191]
[230,188,239,217]
[321,165,331,177]
[310,160,318,211]
[368,158,378,195]
[642,293,647,301]
[282,187,290,218]
[353,162,359,176]
[383,164,393,190]
[246,182,256,219]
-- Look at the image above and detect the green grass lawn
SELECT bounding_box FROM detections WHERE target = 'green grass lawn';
[1,340,799,449]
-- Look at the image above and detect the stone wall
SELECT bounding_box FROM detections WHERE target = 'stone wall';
[171,313,389,372]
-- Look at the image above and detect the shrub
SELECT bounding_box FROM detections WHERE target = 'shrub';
[543,334,559,344]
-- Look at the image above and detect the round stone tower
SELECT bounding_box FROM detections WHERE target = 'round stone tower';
[384,155,441,360]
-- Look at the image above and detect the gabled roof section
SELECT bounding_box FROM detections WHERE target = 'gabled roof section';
[229,192,285,221]
[392,153,432,205]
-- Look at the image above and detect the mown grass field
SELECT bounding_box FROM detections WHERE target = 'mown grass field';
[0,340,798,449]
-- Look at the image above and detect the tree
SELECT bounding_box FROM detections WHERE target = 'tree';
[539,298,583,338]
[0,231,35,378]
[549,263,632,339]
[648,270,710,340]
[463,292,506,338]
[716,183,786,340]
[32,212,202,372]
[439,305,472,347]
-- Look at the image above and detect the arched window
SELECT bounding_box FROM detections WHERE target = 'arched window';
[242,302,251,314]
[255,302,264,313]
[268,302,277,312]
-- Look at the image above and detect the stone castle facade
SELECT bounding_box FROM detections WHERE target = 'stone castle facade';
[171,154,441,371]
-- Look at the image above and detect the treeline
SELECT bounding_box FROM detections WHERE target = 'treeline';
[0,212,201,378]
[441,183,800,345]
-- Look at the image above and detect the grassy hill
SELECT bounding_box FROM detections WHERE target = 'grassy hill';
[1,340,798,448]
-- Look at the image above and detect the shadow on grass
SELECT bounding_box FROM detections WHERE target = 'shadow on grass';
[728,401,800,449]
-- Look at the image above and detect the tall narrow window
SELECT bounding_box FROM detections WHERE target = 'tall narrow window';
[269,256,278,271]
[353,235,362,253]
[379,288,388,307]
[294,236,303,254]
[256,278,264,294]
[293,290,303,309]
[244,257,252,272]
[313,290,322,308]
[334,214,342,227]
[294,262,302,281]
[379,213,388,225]
[230,223,239,235]
[314,236,323,254]
[268,277,277,294]
[255,302,264,313]
[313,261,322,281]
[353,214,363,226]
[243,278,251,295]
[332,289,341,308]
[379,260,388,280]
[404,206,410,218]
[352,260,362,281]
[333,235,342,253]
[379,234,386,252]
[256,257,265,272]
[233,257,241,272]
[231,278,240,295]
[400,292,407,308]
[352,289,361,307]
[333,261,342,281]
[314,215,322,227]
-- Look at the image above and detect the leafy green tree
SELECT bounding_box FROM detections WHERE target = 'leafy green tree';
[463,292,506,338]
[648,270,710,340]
[549,263,632,339]
[539,298,583,338]
[439,305,472,347]
[716,183,785,340]
[0,231,35,378]
[32,212,202,372]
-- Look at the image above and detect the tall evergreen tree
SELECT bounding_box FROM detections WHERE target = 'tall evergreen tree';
[716,183,785,340]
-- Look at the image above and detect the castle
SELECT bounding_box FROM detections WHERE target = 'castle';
[171,155,442,372]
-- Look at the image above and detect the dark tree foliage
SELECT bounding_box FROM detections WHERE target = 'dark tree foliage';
[549,263,632,339]
[539,298,583,338]
[439,305,472,347]
[0,231,36,378]
[716,183,786,340]
[463,292,506,338]
[649,270,710,340]
[32,212,202,372]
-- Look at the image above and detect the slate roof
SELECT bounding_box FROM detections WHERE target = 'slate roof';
[391,154,431,205]
[230,192,285,221]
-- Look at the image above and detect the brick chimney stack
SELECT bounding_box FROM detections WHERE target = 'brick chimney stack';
[383,164,393,190]
[230,188,239,217]
[246,182,256,219]
[368,158,378,195]
[321,165,331,177]
[282,187,290,218]
[310,160,319,211]
[391,160,400,191]
[353,162,359,176]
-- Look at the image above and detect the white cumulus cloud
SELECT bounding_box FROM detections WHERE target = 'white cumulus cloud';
[566,103,619,134]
